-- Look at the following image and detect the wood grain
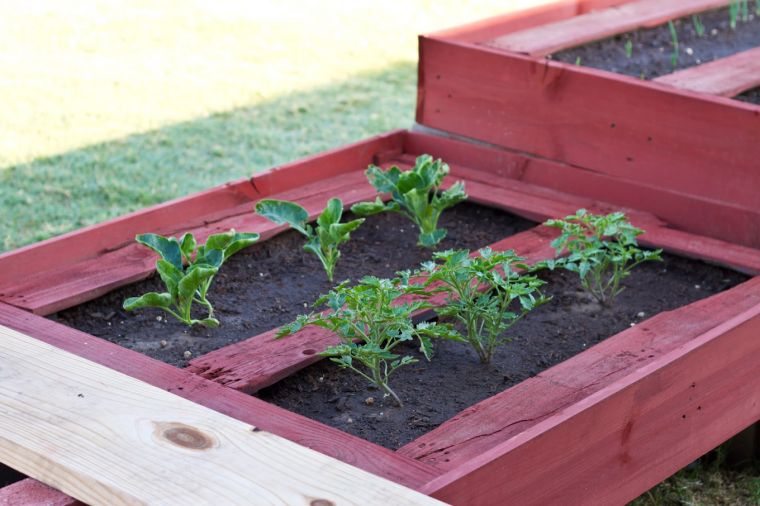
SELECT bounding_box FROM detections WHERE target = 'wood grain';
[417,36,760,248]
[0,303,441,495]
[0,324,443,506]
[654,47,760,97]
[399,275,760,470]
[422,301,760,504]
[485,0,729,56]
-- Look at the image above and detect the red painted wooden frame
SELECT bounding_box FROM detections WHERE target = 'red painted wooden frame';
[417,0,760,250]
[1,125,759,505]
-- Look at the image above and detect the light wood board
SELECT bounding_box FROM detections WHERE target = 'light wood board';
[0,324,445,506]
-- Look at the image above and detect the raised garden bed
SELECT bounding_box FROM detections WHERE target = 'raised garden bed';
[2,2,760,504]
[1,126,759,505]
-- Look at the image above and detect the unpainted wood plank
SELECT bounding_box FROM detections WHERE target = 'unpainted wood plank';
[485,0,729,56]
[399,276,760,472]
[0,302,441,494]
[422,302,760,504]
[0,324,444,506]
[654,47,760,97]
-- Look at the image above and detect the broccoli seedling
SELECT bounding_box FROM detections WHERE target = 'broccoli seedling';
[277,275,462,406]
[351,154,468,248]
[417,248,549,364]
[255,198,364,282]
[123,230,259,327]
[541,209,661,306]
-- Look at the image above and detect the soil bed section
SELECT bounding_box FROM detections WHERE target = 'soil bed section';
[736,87,760,104]
[259,254,747,449]
[51,203,533,367]
[552,7,760,79]
[0,465,24,488]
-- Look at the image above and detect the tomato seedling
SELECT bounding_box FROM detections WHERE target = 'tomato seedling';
[255,198,364,282]
[351,154,467,248]
[417,248,549,364]
[541,209,661,305]
[123,230,259,327]
[277,274,462,406]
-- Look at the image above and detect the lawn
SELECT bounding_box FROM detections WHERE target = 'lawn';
[1,1,757,504]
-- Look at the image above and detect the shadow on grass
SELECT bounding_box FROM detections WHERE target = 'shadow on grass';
[0,61,415,252]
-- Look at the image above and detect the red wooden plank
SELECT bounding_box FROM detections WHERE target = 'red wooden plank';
[0,171,378,315]
[399,275,760,469]
[485,0,728,56]
[417,36,760,248]
[0,178,258,285]
[422,299,760,505]
[430,0,633,44]
[0,302,441,498]
[0,479,81,506]
[251,129,404,196]
[187,225,559,392]
[654,47,760,97]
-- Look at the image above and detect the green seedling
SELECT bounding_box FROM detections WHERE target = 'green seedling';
[624,39,633,58]
[277,274,462,406]
[417,248,549,364]
[668,21,679,68]
[124,230,259,327]
[351,154,468,248]
[540,209,661,306]
[255,198,364,282]
[575,56,583,66]
[692,15,705,37]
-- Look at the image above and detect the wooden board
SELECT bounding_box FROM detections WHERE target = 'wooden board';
[422,302,760,504]
[485,0,729,56]
[654,47,760,97]
[0,303,441,494]
[399,275,760,469]
[417,36,760,248]
[0,325,443,506]
[187,225,559,392]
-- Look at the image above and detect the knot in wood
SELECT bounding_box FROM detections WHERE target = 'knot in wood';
[156,422,214,450]
[310,500,335,506]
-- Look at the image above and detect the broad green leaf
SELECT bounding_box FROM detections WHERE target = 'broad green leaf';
[136,233,183,270]
[178,265,218,303]
[350,198,389,216]
[123,292,172,311]
[419,228,447,247]
[179,233,197,263]
[255,199,309,236]
[192,317,220,328]
[317,198,343,229]
[156,259,183,299]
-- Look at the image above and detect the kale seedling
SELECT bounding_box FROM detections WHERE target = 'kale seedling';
[255,198,364,282]
[123,230,259,327]
[668,21,679,68]
[541,209,661,306]
[351,154,468,248]
[416,248,549,364]
[277,274,461,406]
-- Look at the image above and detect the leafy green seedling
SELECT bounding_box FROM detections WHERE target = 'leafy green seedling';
[255,198,364,282]
[540,209,661,306]
[277,275,461,406]
[692,14,705,37]
[624,39,633,58]
[124,230,259,327]
[575,56,583,66]
[668,21,679,68]
[417,248,549,364]
[351,154,468,248]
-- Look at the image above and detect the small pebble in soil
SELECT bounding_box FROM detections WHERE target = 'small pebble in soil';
[183,350,192,359]
[160,340,168,348]
[695,285,701,290]
[630,323,636,327]
[637,311,646,318]
[156,315,162,322]
[365,397,375,406]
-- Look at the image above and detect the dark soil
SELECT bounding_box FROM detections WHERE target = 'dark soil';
[0,464,24,488]
[736,87,760,104]
[51,203,533,367]
[259,254,747,449]
[552,7,760,80]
